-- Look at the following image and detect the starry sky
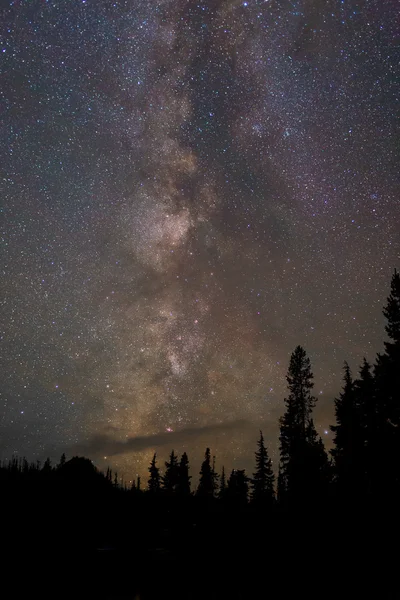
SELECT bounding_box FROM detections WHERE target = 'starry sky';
[1,0,398,483]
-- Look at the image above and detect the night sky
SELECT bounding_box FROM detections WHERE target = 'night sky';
[2,0,398,483]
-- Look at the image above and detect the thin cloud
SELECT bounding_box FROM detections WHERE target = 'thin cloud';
[71,420,251,457]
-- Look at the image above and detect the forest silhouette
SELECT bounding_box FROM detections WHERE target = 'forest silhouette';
[2,270,399,599]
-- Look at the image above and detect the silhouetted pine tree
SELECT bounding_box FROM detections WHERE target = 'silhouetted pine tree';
[279,346,328,507]
[162,450,179,493]
[148,453,161,493]
[383,269,400,347]
[331,362,364,499]
[279,346,314,506]
[251,430,275,506]
[176,452,191,496]
[197,448,215,498]
[136,475,141,492]
[355,359,377,496]
[211,455,219,496]
[374,269,400,497]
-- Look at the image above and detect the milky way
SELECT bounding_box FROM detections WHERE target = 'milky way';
[1,0,398,482]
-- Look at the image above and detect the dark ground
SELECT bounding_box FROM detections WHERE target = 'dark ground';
[5,509,399,599]
[2,469,398,599]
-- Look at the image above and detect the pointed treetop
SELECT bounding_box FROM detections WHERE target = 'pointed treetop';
[383,268,400,343]
[162,449,179,493]
[286,346,315,398]
[359,358,372,380]
[197,447,215,497]
[282,346,317,433]
[177,452,191,495]
[251,430,275,505]
[148,453,161,493]
[343,361,352,385]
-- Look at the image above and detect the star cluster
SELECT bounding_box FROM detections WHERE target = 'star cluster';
[1,0,398,479]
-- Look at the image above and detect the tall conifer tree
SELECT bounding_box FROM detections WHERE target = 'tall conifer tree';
[197,448,215,498]
[162,450,179,493]
[251,431,275,506]
[374,269,400,497]
[331,362,364,498]
[148,453,161,493]
[279,346,328,507]
[177,452,191,496]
